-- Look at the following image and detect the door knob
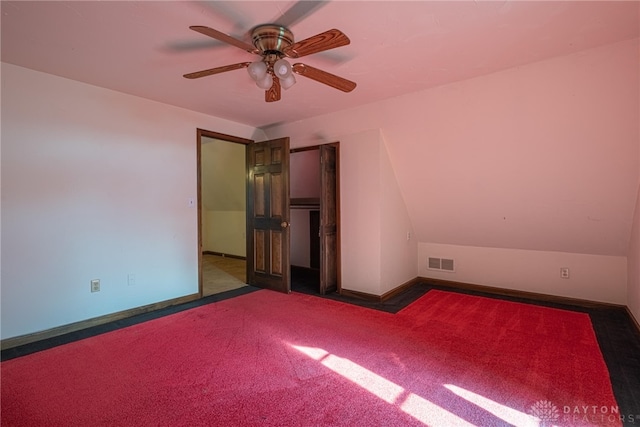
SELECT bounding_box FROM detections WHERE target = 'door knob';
[281,221,290,229]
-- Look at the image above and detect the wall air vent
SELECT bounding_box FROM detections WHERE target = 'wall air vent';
[427,257,455,272]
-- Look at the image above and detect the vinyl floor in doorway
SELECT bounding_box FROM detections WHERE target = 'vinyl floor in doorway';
[202,254,246,296]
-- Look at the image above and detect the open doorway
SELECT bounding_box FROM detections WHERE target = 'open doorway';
[290,143,340,296]
[197,129,251,296]
[197,130,339,297]
[290,147,320,293]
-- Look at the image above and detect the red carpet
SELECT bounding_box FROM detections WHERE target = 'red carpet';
[1,290,620,426]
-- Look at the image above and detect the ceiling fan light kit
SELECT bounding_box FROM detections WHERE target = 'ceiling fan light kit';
[273,58,293,78]
[247,61,268,80]
[255,72,274,90]
[184,23,356,102]
[280,73,297,90]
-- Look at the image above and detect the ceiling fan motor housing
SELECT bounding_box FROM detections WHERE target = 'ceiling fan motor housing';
[251,25,294,56]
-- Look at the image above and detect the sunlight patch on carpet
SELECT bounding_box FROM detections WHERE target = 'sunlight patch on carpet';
[444,384,540,427]
[292,344,475,426]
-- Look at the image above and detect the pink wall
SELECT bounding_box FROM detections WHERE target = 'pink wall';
[264,39,638,302]
[629,183,640,322]
[628,102,640,320]
[379,132,418,293]
[383,39,638,258]
[286,129,416,295]
[419,243,627,304]
[337,130,383,293]
[1,63,264,339]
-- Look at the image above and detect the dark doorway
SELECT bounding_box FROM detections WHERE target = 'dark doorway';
[290,143,340,296]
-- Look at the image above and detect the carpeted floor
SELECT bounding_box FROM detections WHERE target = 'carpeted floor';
[1,289,626,426]
[304,281,640,426]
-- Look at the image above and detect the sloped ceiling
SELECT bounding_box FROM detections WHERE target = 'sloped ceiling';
[263,37,639,257]
[1,1,638,128]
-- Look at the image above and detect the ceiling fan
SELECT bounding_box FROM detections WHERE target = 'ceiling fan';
[183,24,356,102]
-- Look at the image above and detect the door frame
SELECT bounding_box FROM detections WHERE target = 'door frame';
[319,143,340,294]
[196,128,253,297]
[290,142,342,294]
[196,131,341,297]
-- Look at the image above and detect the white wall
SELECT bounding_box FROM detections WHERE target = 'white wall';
[263,39,638,303]
[0,63,264,339]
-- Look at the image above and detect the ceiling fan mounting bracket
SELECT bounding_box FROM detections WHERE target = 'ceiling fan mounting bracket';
[250,24,294,55]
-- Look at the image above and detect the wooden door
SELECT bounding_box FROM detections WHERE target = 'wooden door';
[246,137,291,293]
[309,210,320,270]
[319,144,338,295]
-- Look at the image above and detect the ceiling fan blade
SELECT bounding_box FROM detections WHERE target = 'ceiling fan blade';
[183,62,251,79]
[195,2,252,34]
[292,63,356,92]
[164,39,226,53]
[265,76,282,102]
[283,29,350,59]
[189,26,258,54]
[271,1,328,28]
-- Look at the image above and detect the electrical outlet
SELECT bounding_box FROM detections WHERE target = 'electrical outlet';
[560,268,570,279]
[91,279,100,292]
[128,274,136,286]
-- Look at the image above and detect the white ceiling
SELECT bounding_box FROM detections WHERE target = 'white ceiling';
[2,1,638,128]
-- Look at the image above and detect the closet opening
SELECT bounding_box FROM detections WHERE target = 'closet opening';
[290,143,340,295]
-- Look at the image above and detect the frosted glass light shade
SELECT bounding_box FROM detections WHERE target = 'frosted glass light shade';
[280,74,296,90]
[273,59,292,78]
[247,61,267,81]
[255,73,273,89]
